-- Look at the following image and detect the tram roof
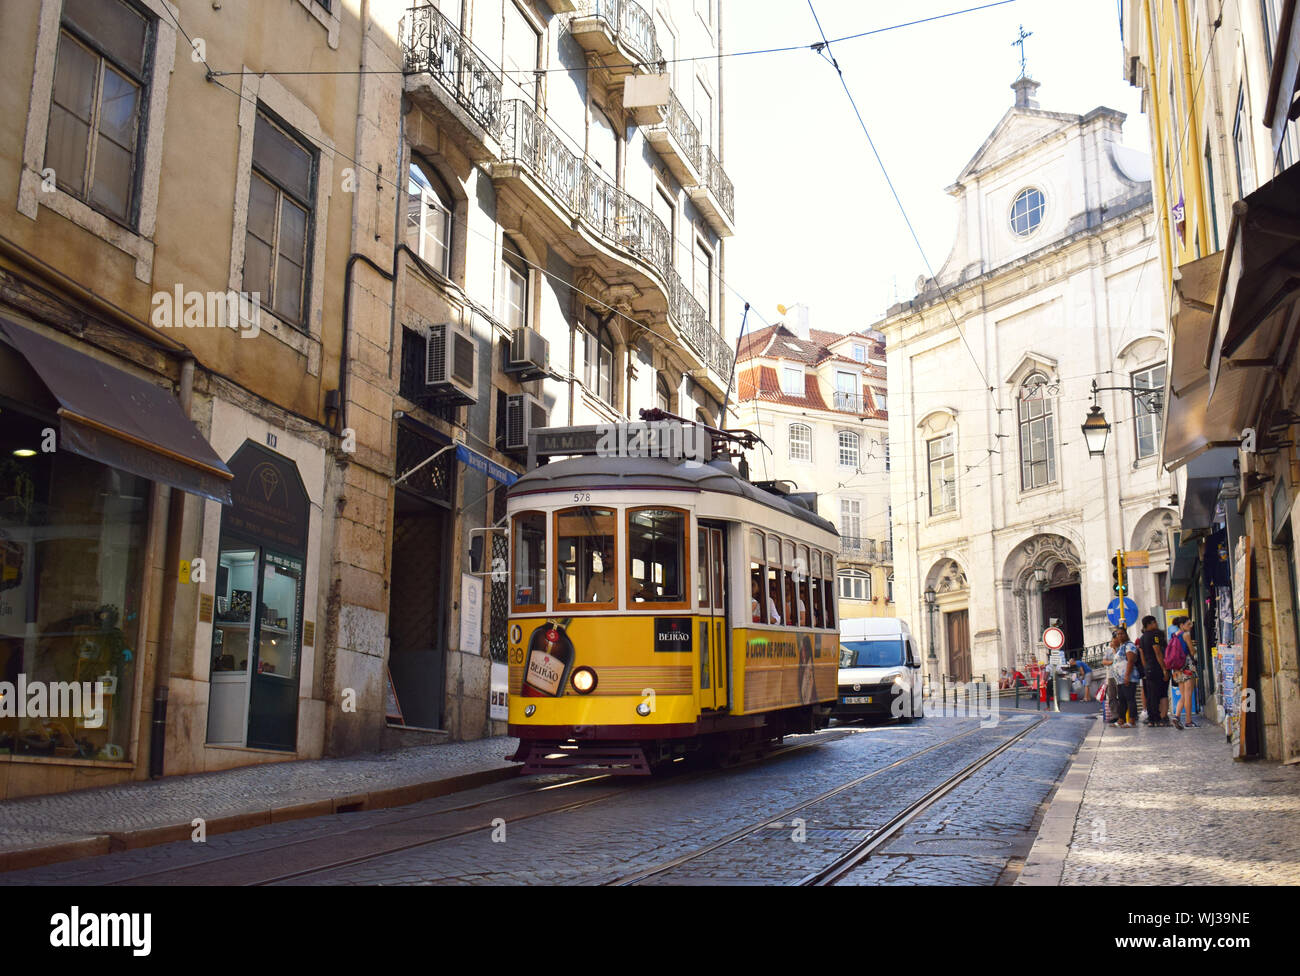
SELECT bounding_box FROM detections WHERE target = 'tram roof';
[507,456,838,535]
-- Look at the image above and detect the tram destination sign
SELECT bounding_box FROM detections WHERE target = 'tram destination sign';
[530,423,710,466]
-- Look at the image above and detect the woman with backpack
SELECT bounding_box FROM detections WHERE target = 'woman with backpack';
[1166,616,1198,729]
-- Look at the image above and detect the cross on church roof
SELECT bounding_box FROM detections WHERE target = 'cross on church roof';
[1011,24,1032,80]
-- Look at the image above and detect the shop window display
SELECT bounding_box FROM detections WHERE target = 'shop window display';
[0,407,146,761]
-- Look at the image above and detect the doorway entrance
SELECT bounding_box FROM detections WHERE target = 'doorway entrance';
[946,608,971,682]
[1040,582,1084,654]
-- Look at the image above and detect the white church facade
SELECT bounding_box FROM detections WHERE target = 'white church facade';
[873,78,1181,681]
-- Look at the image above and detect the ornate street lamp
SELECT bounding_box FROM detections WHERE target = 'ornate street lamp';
[1033,566,1047,586]
[924,585,938,678]
[1081,378,1162,457]
[1081,404,1111,457]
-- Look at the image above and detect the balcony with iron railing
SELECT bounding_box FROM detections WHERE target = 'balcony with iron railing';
[402,3,504,160]
[495,98,733,379]
[645,89,702,187]
[840,537,878,562]
[688,144,735,237]
[569,0,663,76]
[832,390,886,416]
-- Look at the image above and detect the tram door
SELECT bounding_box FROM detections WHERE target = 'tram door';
[698,523,729,710]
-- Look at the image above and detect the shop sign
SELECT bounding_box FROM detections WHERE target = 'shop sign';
[460,573,483,655]
[225,441,310,553]
[489,662,508,721]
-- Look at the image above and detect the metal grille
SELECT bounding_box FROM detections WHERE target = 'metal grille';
[395,422,454,506]
[488,487,508,663]
[399,328,455,421]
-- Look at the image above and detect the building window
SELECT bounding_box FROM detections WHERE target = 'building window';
[1233,86,1256,198]
[789,423,812,461]
[501,236,529,331]
[1204,134,1220,251]
[694,236,714,323]
[782,366,804,396]
[653,187,675,267]
[245,110,316,329]
[838,570,871,601]
[884,435,890,471]
[928,432,956,515]
[44,0,153,225]
[1018,372,1056,490]
[1009,187,1046,237]
[504,0,540,106]
[838,430,860,468]
[834,370,857,410]
[406,161,452,276]
[874,389,887,412]
[887,573,894,602]
[1132,363,1167,460]
[839,498,861,547]
[590,107,618,179]
[656,373,671,412]
[852,343,866,362]
[579,311,614,405]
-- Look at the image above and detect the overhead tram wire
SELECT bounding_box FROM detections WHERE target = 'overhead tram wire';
[203,0,1021,82]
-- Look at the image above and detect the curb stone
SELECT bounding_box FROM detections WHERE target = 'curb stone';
[1017,715,1104,885]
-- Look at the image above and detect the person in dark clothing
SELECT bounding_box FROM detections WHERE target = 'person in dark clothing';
[1138,615,1170,726]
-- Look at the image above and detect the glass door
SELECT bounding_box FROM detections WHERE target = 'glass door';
[207,547,258,744]
[247,550,303,750]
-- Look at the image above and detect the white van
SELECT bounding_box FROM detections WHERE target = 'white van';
[834,618,924,722]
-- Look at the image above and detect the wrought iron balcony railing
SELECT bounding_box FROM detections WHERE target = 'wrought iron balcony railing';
[498,99,732,377]
[663,88,701,172]
[881,540,893,562]
[840,537,878,561]
[574,0,663,71]
[402,3,504,139]
[700,145,734,223]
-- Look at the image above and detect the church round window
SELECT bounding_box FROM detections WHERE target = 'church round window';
[1009,187,1046,237]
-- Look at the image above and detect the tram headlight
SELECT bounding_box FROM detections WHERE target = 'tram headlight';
[571,667,598,694]
[524,704,536,717]
[636,702,652,717]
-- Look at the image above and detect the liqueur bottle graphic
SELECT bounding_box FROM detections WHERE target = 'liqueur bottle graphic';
[522,617,575,697]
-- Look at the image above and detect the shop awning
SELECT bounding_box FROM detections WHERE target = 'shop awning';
[1161,253,1243,470]
[0,318,233,504]
[1178,447,1238,534]
[1167,529,1200,601]
[1205,162,1300,410]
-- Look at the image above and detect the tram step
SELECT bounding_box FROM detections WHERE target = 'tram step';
[519,743,652,776]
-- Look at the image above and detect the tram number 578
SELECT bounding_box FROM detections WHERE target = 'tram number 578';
[572,491,591,503]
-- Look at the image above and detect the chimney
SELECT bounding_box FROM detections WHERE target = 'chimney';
[1012,76,1041,109]
[785,303,811,340]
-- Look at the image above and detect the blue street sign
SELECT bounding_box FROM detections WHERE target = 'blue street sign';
[455,443,517,486]
[1107,597,1140,627]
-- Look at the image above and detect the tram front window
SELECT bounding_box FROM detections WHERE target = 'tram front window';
[512,511,546,610]
[840,639,905,669]
[555,506,617,607]
[627,508,685,604]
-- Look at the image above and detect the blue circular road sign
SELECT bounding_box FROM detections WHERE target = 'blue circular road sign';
[1107,597,1140,627]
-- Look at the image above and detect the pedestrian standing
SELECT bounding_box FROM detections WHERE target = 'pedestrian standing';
[1167,616,1199,729]
[1137,615,1170,726]
[1109,626,1141,728]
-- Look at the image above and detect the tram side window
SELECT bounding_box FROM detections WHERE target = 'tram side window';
[749,529,765,623]
[766,534,784,626]
[811,550,825,628]
[627,508,686,605]
[512,511,546,610]
[824,553,837,629]
[698,527,709,609]
[783,540,800,628]
[798,544,811,628]
[555,506,617,607]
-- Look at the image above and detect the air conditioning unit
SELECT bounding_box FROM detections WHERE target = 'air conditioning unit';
[507,327,549,379]
[425,321,477,404]
[505,392,547,452]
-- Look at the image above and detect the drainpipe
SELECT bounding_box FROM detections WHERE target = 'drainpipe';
[149,356,194,778]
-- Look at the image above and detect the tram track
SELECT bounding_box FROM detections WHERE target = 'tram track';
[98,725,856,885]
[608,715,1046,886]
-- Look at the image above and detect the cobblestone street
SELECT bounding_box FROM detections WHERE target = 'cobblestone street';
[1023,715,1300,886]
[1,712,1091,886]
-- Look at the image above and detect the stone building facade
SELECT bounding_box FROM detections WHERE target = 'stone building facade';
[874,78,1178,683]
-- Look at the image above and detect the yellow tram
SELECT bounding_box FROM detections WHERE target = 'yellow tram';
[505,422,840,774]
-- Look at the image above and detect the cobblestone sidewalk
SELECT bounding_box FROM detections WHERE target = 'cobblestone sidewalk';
[0,737,517,871]
[1022,716,1300,885]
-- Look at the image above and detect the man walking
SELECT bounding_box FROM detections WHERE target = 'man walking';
[1138,615,1169,726]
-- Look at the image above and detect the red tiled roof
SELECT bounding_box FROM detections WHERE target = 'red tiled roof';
[736,365,829,409]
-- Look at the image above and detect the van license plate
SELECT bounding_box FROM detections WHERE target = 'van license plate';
[842,696,872,704]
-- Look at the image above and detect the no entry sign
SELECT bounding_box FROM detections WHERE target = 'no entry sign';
[1042,626,1066,651]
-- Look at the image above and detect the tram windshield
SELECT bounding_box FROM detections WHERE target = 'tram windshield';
[839,639,905,669]
[556,506,617,606]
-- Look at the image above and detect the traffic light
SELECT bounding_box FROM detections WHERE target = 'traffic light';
[1111,552,1126,596]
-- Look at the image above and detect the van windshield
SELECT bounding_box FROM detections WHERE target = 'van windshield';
[840,639,905,669]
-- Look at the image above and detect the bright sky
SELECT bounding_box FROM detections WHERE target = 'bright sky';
[721,0,1149,338]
